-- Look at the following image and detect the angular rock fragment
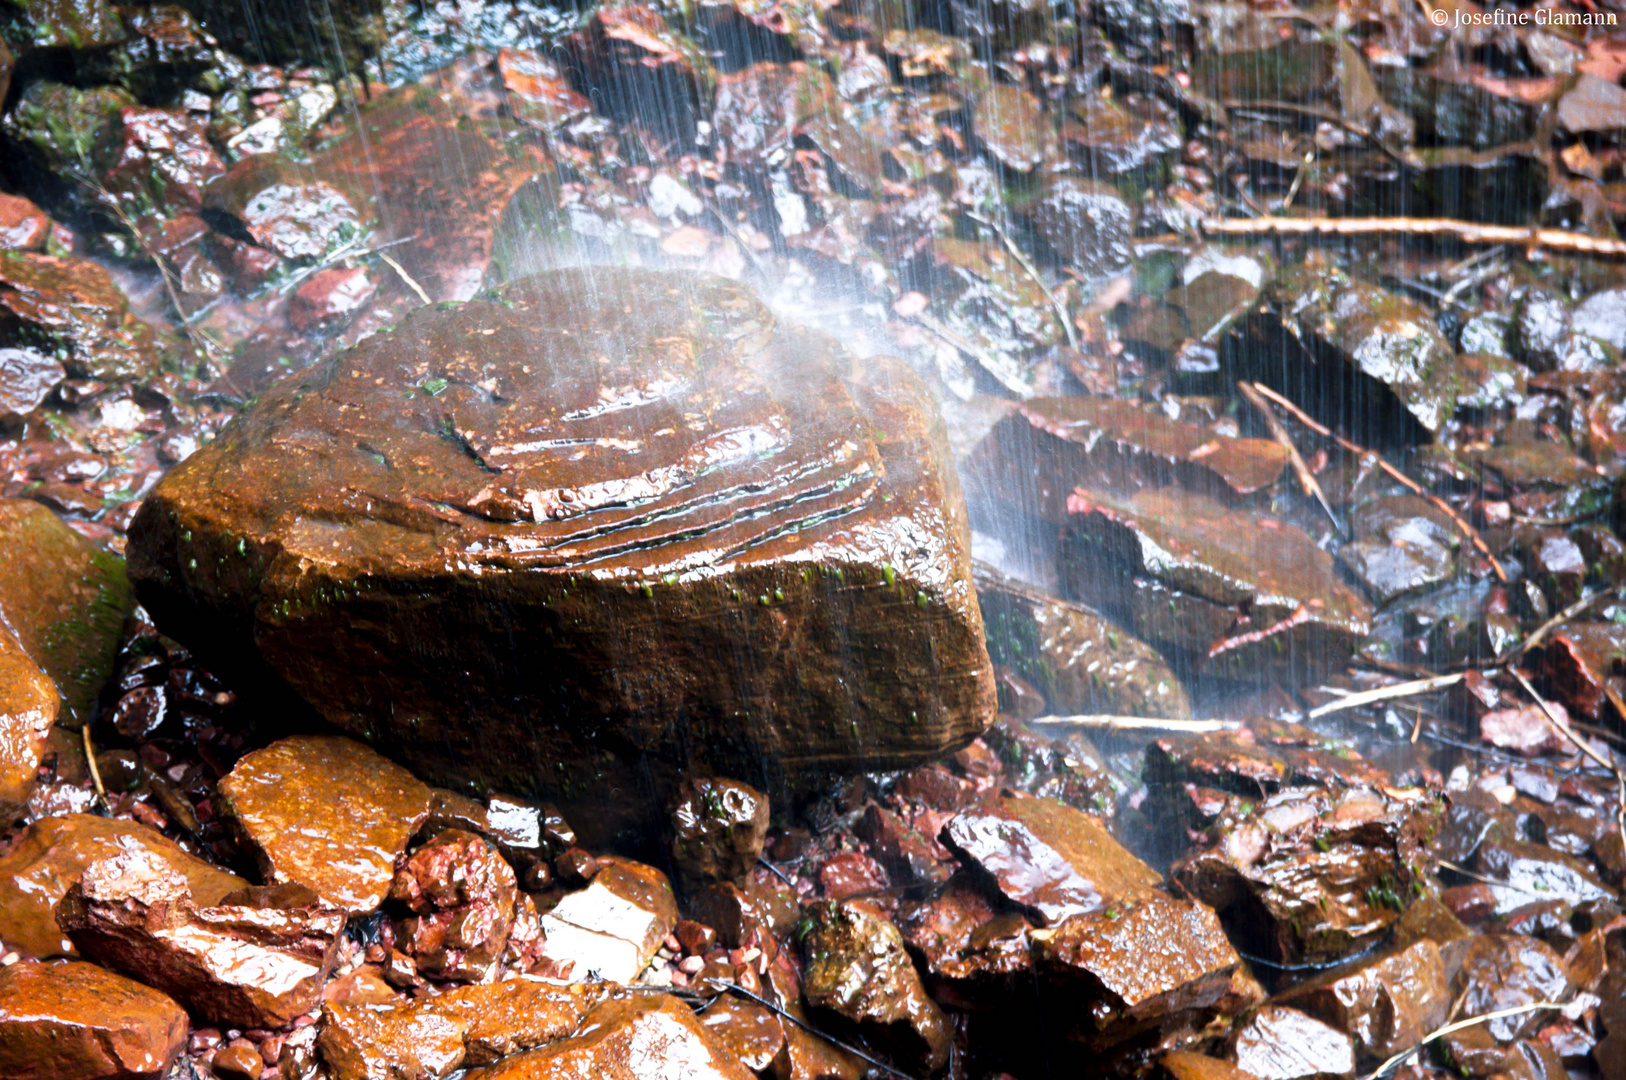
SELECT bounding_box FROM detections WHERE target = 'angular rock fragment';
[1230,1006,1355,1080]
[319,1000,468,1080]
[941,793,1161,925]
[802,899,951,1073]
[0,960,186,1080]
[204,156,368,263]
[977,564,1190,720]
[1537,622,1626,721]
[1,81,133,178]
[568,6,710,145]
[538,858,677,983]
[1339,495,1459,605]
[218,735,434,914]
[671,777,771,889]
[1248,264,1462,441]
[1145,722,1389,814]
[1273,938,1448,1058]
[898,873,1035,1003]
[688,876,799,948]
[1031,894,1242,1047]
[1474,841,1614,916]
[699,996,786,1071]
[974,81,1046,173]
[389,828,517,982]
[1451,934,1572,1041]
[475,995,754,1080]
[130,269,994,835]
[0,627,57,820]
[498,47,592,134]
[426,978,605,1066]
[0,813,245,958]
[0,193,50,252]
[1173,786,1442,964]
[0,252,159,384]
[1059,487,1372,682]
[1025,177,1133,279]
[967,397,1289,523]
[97,106,224,218]
[56,849,343,1029]
[1465,440,1612,523]
[0,347,64,417]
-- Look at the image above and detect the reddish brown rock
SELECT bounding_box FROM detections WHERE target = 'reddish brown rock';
[0,193,50,251]
[1031,894,1242,1045]
[427,978,605,1066]
[288,265,377,335]
[57,849,344,1029]
[0,626,57,820]
[476,995,753,1080]
[0,960,187,1080]
[699,996,786,1071]
[1273,938,1448,1058]
[203,155,368,263]
[941,794,1162,926]
[967,397,1289,524]
[1230,1006,1355,1080]
[670,776,771,889]
[0,496,130,724]
[0,814,246,959]
[130,269,994,840]
[218,735,435,914]
[1060,487,1372,683]
[97,106,225,218]
[319,999,468,1080]
[567,6,708,144]
[898,872,1034,1003]
[1173,787,1443,964]
[498,47,591,133]
[801,899,951,1073]
[688,877,800,949]
[390,828,517,983]
[0,253,159,383]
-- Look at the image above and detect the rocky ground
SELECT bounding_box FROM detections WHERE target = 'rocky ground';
[1,0,1626,1079]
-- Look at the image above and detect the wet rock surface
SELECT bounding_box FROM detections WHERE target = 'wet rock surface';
[130,268,995,832]
[1059,487,1373,682]
[218,735,433,913]
[0,959,188,1080]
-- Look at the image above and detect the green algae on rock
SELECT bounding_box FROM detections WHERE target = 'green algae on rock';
[0,498,132,722]
[129,268,995,841]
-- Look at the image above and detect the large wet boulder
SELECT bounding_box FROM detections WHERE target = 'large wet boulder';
[1058,487,1372,683]
[0,960,187,1080]
[129,268,995,839]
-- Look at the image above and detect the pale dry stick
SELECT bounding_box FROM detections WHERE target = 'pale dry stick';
[966,211,1079,350]
[1503,586,1622,665]
[1203,216,1626,258]
[1305,672,1465,720]
[81,724,107,811]
[1237,381,1341,534]
[1510,667,1626,840]
[1247,382,1508,583]
[1360,1001,1569,1080]
[377,249,432,306]
[1030,714,1236,734]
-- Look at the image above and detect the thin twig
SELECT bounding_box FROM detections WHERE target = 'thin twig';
[82,724,108,813]
[966,212,1078,349]
[757,857,796,888]
[1510,667,1626,839]
[377,249,432,305]
[1247,383,1507,582]
[1030,714,1236,733]
[1237,381,1341,534]
[1204,216,1626,258]
[1222,99,1408,166]
[703,979,916,1080]
[1360,1001,1568,1080]
[1306,672,1465,719]
[1503,586,1621,664]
